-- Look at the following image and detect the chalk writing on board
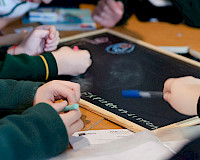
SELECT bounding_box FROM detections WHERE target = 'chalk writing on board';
[82,92,158,130]
[106,42,135,54]
[83,37,109,45]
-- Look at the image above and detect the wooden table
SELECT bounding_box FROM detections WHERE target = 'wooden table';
[2,11,200,132]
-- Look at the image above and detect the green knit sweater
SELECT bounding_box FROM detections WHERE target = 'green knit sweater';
[0,46,58,81]
[0,79,68,160]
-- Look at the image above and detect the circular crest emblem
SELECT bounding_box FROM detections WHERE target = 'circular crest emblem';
[106,42,135,54]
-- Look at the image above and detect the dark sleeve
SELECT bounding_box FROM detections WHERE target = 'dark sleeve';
[0,79,43,111]
[197,97,200,117]
[0,52,58,81]
[170,97,200,159]
[0,103,68,160]
[172,0,200,27]
[0,45,11,54]
[170,136,200,159]
[116,0,133,25]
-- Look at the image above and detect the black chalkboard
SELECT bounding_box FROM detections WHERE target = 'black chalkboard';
[59,29,200,131]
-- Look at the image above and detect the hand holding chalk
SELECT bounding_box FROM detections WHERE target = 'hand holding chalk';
[52,46,92,76]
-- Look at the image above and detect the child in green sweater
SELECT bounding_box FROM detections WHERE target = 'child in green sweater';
[0,79,83,159]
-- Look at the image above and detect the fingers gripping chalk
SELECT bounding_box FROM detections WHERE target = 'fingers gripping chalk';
[63,103,79,112]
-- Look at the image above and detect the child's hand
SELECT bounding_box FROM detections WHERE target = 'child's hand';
[8,25,59,56]
[52,46,92,76]
[33,80,83,137]
[93,0,124,28]
[163,76,200,116]
[33,80,80,112]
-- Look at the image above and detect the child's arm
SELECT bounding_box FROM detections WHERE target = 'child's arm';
[7,25,60,56]
[0,32,27,46]
[0,79,83,159]
[0,103,69,159]
[0,46,91,81]
[0,79,80,114]
[0,79,43,111]
[0,52,58,81]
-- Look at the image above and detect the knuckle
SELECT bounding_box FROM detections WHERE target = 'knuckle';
[75,83,81,88]
[83,51,91,58]
[51,80,58,84]
[73,82,80,90]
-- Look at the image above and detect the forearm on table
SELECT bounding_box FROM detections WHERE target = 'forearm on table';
[0,32,28,46]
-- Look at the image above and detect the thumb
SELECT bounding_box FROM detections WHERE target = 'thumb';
[116,1,124,10]
[115,1,124,16]
[48,26,56,39]
[163,92,170,103]
[51,100,68,112]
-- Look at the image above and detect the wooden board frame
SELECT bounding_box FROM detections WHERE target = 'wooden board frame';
[60,28,200,132]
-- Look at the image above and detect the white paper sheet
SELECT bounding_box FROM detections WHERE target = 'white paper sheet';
[51,130,175,160]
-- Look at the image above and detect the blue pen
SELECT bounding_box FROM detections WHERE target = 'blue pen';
[63,103,79,112]
[122,90,163,98]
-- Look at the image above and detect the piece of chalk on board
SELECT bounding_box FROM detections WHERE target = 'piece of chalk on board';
[63,103,79,112]
[122,90,163,98]
[73,46,79,51]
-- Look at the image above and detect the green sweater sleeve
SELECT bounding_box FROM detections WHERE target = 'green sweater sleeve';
[0,52,58,81]
[0,103,68,160]
[0,79,43,111]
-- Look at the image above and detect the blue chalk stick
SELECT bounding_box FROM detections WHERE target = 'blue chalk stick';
[122,90,141,98]
[63,103,79,112]
[122,90,163,98]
